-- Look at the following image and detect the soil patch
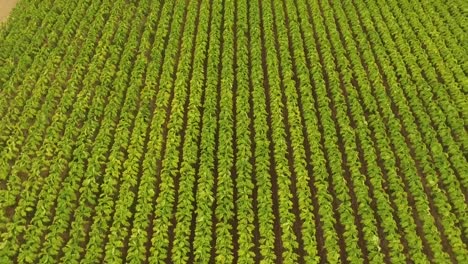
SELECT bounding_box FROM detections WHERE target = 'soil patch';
[1,0,19,23]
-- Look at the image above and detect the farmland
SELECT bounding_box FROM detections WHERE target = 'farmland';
[0,0,467,263]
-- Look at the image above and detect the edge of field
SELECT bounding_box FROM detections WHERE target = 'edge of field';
[0,0,20,23]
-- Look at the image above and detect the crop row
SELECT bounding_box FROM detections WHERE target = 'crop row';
[0,0,466,263]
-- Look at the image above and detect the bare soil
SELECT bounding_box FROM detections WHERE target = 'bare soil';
[0,0,19,23]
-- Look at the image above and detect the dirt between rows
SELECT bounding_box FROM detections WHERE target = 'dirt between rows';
[0,0,19,23]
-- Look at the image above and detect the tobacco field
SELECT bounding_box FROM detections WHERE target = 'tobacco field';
[0,0,467,263]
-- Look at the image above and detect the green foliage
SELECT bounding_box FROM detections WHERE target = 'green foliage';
[0,0,467,263]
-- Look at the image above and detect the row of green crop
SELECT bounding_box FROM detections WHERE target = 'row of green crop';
[63,0,161,263]
[0,0,466,262]
[190,0,224,261]
[343,0,467,261]
[147,0,201,262]
[0,0,95,229]
[255,0,468,262]
[0,0,71,109]
[11,0,132,262]
[1,0,120,262]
